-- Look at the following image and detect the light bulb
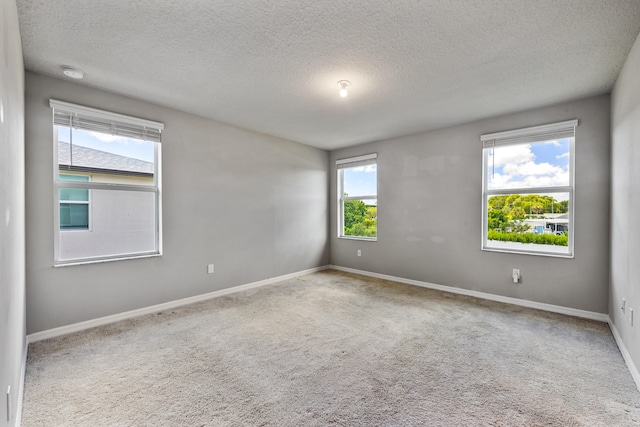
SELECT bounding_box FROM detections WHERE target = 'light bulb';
[337,80,350,98]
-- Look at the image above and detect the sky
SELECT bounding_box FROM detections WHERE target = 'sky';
[57,126,155,163]
[488,139,570,190]
[343,164,377,201]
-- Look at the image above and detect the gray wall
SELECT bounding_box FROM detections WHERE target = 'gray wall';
[0,0,25,425]
[330,94,610,313]
[611,32,640,369]
[26,72,329,334]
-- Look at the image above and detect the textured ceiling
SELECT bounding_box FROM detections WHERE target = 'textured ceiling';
[16,0,640,150]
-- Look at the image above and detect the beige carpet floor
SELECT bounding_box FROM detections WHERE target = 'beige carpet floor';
[22,270,640,426]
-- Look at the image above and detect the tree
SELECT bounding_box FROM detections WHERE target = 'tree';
[509,220,531,234]
[350,223,368,236]
[488,209,508,230]
[509,207,526,220]
[557,200,569,213]
[488,195,508,210]
[344,200,377,237]
[344,200,367,231]
[505,194,520,210]
[491,194,568,217]
[530,204,544,215]
[366,206,377,221]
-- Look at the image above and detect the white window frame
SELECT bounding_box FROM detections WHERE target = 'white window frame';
[51,99,163,266]
[58,173,91,231]
[481,119,577,258]
[337,153,378,241]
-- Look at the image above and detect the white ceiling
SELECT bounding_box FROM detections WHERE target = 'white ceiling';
[16,0,640,150]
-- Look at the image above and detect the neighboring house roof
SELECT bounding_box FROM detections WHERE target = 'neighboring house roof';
[58,142,153,175]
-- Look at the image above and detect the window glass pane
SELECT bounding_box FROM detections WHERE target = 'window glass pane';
[56,125,155,185]
[343,199,377,238]
[60,203,89,229]
[59,188,89,202]
[343,164,377,197]
[59,174,89,182]
[59,174,89,201]
[58,190,156,261]
[486,192,570,254]
[487,139,570,190]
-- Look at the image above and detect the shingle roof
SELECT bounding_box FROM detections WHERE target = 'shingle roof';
[58,142,153,174]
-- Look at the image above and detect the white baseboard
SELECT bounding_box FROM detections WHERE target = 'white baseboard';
[14,337,27,427]
[329,265,609,322]
[608,320,640,391]
[27,265,329,343]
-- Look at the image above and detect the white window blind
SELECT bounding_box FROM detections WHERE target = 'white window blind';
[50,99,164,143]
[481,119,578,149]
[336,153,377,169]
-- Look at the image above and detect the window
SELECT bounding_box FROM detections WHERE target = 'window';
[481,120,577,257]
[59,174,90,230]
[337,153,377,240]
[51,99,163,265]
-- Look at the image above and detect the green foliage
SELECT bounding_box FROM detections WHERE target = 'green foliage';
[488,210,508,230]
[344,200,377,237]
[344,199,366,230]
[509,220,531,234]
[509,207,526,220]
[488,230,568,246]
[488,194,568,216]
[557,200,569,212]
[488,195,508,210]
[486,193,569,246]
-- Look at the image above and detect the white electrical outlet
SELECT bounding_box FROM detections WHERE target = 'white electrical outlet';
[622,298,626,313]
[357,250,361,257]
[512,269,520,283]
[207,264,215,274]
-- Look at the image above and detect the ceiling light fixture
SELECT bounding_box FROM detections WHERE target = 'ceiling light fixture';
[337,80,350,97]
[61,66,84,79]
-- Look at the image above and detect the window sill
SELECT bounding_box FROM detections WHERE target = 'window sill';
[482,246,574,259]
[54,252,162,267]
[338,236,377,242]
